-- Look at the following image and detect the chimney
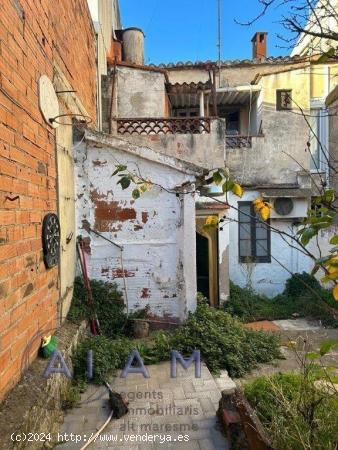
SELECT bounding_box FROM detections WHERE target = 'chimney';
[252,32,268,60]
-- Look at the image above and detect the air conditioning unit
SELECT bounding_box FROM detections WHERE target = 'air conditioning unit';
[269,197,308,219]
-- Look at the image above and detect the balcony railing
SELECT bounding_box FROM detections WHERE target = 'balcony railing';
[116,117,211,135]
[226,135,253,149]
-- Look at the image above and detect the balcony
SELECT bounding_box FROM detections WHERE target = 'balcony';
[116,117,212,135]
[112,117,225,170]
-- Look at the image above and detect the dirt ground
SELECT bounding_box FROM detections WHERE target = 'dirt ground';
[236,321,338,385]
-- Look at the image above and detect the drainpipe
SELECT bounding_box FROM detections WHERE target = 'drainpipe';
[108,59,117,134]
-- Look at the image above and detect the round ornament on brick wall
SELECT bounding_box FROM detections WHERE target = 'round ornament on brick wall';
[38,75,60,128]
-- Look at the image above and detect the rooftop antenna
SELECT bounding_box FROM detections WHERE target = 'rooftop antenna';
[217,0,222,86]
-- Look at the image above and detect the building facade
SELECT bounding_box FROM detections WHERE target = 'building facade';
[101,31,338,300]
[75,129,203,321]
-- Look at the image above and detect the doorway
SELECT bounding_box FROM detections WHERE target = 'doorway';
[196,217,219,307]
[196,233,210,300]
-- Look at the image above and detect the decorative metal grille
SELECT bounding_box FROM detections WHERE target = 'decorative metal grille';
[116,118,211,135]
[226,136,252,149]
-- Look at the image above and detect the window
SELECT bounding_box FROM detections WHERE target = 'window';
[219,108,240,134]
[238,202,271,263]
[309,107,328,171]
[175,108,199,118]
[276,89,292,110]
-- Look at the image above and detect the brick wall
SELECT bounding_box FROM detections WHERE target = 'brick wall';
[0,0,97,400]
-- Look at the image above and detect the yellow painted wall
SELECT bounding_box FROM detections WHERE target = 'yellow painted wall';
[309,63,338,100]
[53,67,93,321]
[259,67,311,110]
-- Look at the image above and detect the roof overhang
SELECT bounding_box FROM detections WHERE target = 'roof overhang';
[216,85,261,106]
[167,83,261,108]
[166,81,212,108]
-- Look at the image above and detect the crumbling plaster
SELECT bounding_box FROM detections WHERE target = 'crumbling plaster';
[116,66,167,118]
[75,130,202,321]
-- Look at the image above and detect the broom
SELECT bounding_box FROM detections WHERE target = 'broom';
[76,238,100,335]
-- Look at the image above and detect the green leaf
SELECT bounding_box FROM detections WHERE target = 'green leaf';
[117,176,131,190]
[132,188,141,199]
[323,189,335,203]
[319,339,338,356]
[222,180,235,193]
[112,164,127,176]
[305,352,320,360]
[212,171,223,186]
[300,227,317,246]
[330,236,338,245]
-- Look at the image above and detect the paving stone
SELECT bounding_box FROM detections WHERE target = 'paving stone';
[185,390,221,403]
[198,398,218,414]
[59,362,229,449]
[199,437,228,450]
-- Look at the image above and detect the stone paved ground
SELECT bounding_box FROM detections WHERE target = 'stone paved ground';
[57,362,233,450]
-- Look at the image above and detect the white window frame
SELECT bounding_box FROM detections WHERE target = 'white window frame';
[309,99,329,178]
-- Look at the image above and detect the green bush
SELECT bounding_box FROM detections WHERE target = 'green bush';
[68,277,127,338]
[168,299,281,377]
[68,277,149,338]
[284,272,322,298]
[72,299,281,382]
[244,371,338,450]
[72,335,136,384]
[224,276,338,327]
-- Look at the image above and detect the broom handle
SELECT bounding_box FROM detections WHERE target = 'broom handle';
[77,240,100,335]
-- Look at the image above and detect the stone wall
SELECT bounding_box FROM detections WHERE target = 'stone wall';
[0,321,87,450]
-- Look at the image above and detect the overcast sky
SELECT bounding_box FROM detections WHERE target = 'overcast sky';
[119,0,293,64]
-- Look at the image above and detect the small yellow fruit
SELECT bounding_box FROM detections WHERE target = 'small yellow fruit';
[233,183,244,198]
[333,284,338,301]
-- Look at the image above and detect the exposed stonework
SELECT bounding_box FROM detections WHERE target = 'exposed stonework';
[0,321,87,450]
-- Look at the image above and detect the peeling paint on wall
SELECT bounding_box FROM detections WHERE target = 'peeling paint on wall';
[75,131,201,321]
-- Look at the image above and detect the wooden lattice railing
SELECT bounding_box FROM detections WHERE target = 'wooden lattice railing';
[116,117,211,135]
[226,136,253,149]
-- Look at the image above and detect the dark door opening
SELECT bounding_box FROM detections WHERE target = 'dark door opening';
[196,232,210,301]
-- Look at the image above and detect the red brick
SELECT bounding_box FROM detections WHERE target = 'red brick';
[0,349,11,374]
[0,210,15,225]
[0,123,15,145]
[0,0,97,401]
[0,157,17,177]
[0,326,18,352]
[10,302,26,325]
[0,243,16,260]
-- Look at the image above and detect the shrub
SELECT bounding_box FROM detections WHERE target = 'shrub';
[244,371,338,450]
[68,277,150,338]
[168,299,281,377]
[72,299,281,382]
[225,278,338,327]
[284,272,322,298]
[72,335,136,384]
[68,277,127,338]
